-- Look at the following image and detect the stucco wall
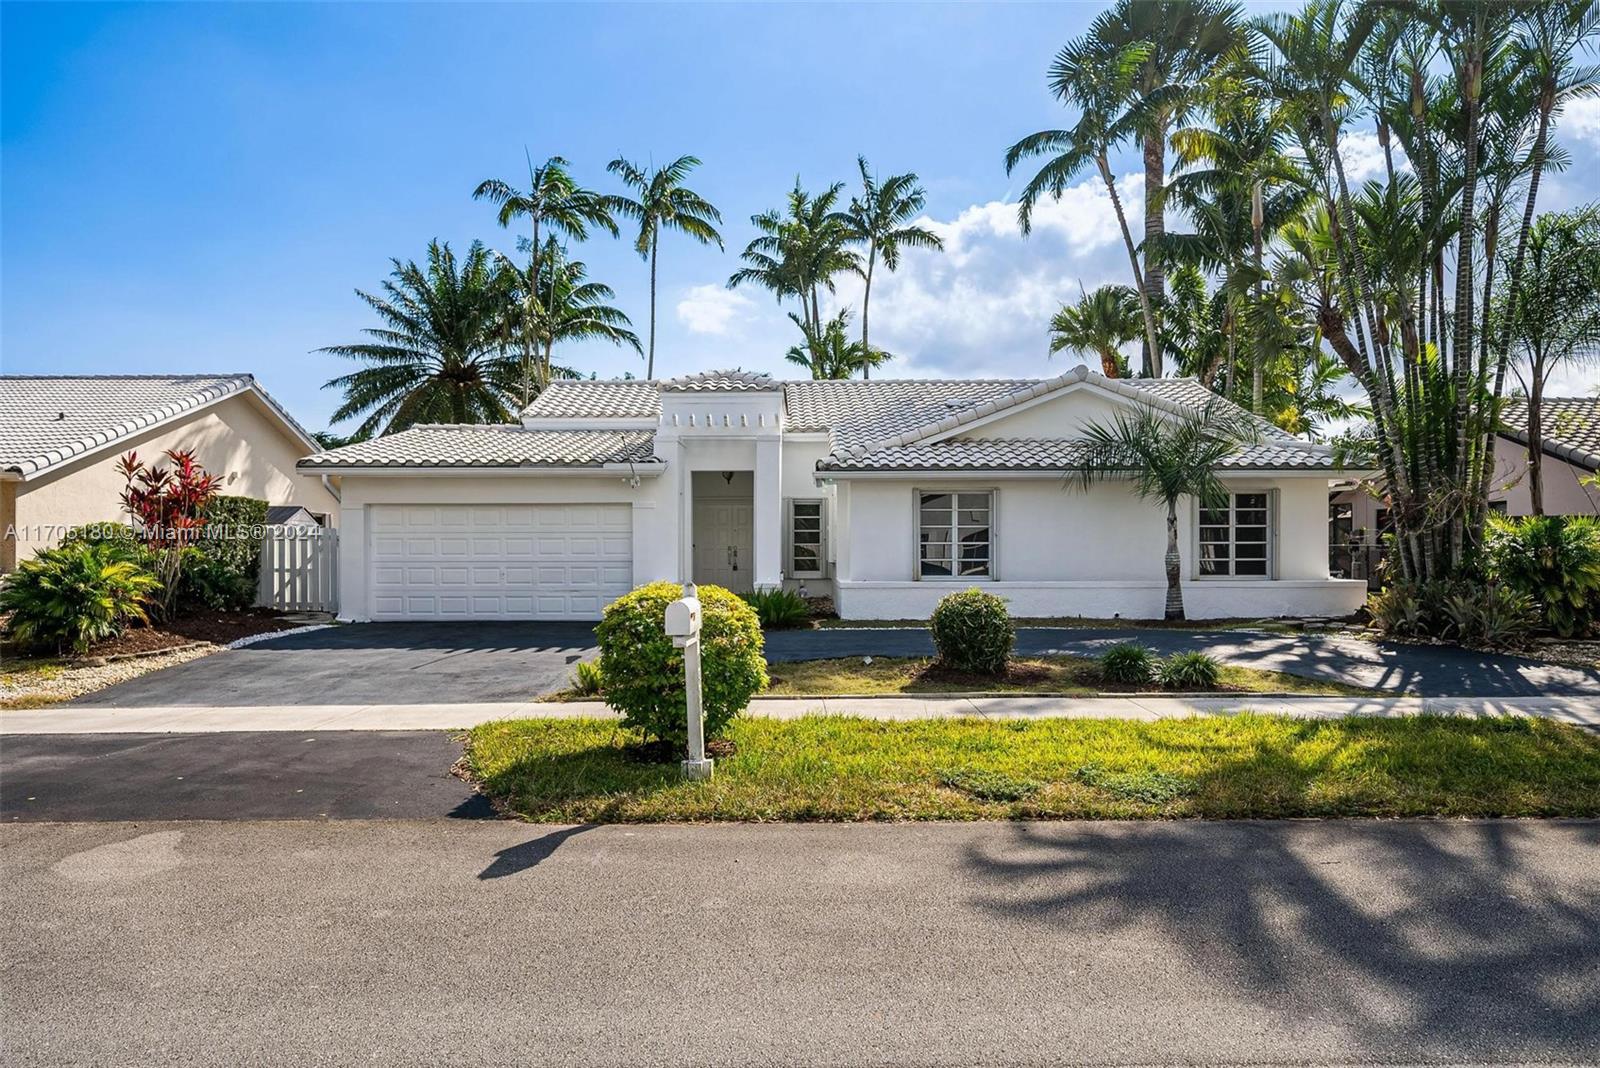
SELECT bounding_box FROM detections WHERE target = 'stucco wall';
[7,393,337,567]
[1489,436,1600,516]
[958,386,1126,440]
[833,473,1361,620]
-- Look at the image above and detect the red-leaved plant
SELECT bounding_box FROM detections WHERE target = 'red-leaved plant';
[118,449,222,615]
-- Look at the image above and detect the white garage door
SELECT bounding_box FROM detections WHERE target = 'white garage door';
[368,504,632,621]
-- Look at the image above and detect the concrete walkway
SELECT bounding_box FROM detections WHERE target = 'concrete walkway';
[5,693,1596,733]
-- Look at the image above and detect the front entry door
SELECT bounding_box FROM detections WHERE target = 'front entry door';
[693,501,754,594]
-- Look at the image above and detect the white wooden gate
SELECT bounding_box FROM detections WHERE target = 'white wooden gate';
[258,525,339,613]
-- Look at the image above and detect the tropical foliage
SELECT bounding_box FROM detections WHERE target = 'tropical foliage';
[321,241,520,436]
[0,541,161,654]
[1067,400,1259,620]
[607,155,723,378]
[1050,285,1141,377]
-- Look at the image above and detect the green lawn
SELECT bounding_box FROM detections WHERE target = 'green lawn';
[465,713,1600,823]
[762,655,1373,697]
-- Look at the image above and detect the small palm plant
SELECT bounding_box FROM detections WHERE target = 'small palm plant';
[1,542,161,654]
[1067,400,1258,620]
[1049,284,1142,378]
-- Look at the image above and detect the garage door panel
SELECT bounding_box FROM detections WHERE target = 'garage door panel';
[369,503,633,621]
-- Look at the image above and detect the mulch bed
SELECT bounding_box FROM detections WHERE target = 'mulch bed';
[21,609,307,660]
[915,660,1253,695]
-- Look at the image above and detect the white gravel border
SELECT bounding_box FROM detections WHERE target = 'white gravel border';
[226,623,335,649]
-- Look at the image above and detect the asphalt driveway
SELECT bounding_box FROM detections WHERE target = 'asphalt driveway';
[63,619,1600,707]
[69,622,597,708]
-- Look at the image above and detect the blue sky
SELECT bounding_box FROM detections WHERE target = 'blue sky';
[5,2,1598,433]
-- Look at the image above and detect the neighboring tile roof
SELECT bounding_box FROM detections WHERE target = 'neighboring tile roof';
[297,425,661,469]
[0,374,300,478]
[817,437,1337,472]
[661,369,779,392]
[1498,397,1600,471]
[522,379,661,420]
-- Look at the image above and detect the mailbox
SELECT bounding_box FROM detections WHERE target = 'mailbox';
[665,594,701,648]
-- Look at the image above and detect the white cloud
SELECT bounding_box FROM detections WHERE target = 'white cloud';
[1558,97,1600,149]
[675,284,754,336]
[830,172,1146,377]
[1339,130,1408,185]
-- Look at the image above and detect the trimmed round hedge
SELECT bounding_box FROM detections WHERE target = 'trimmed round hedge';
[595,582,768,747]
[929,587,1014,676]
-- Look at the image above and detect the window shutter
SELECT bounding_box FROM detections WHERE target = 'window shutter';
[1270,488,1281,581]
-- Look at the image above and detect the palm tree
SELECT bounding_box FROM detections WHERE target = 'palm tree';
[473,153,619,351]
[1067,400,1259,620]
[834,157,943,378]
[783,310,888,380]
[1049,285,1141,377]
[322,241,514,438]
[495,239,641,406]
[1007,39,1162,373]
[606,155,723,379]
[729,180,860,335]
[1498,207,1600,514]
[1072,0,1247,353]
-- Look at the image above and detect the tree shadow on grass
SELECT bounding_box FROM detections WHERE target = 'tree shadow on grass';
[961,804,1600,1059]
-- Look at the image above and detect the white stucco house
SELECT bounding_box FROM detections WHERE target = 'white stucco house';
[297,366,1368,622]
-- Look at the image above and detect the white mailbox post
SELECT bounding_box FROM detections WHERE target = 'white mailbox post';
[665,582,713,781]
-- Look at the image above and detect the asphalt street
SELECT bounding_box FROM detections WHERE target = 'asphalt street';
[4,818,1597,1066]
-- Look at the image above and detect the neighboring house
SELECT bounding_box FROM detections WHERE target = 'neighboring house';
[1,374,339,571]
[1330,396,1600,583]
[299,366,1366,622]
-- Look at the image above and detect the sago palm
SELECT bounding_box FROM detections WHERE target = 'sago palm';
[1049,285,1142,378]
[1067,400,1259,620]
[607,155,723,378]
[834,157,943,377]
[322,240,514,437]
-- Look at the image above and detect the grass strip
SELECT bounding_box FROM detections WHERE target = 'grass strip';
[465,712,1600,823]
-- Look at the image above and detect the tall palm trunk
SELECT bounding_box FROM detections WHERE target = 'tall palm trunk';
[647,238,658,379]
[1449,28,1485,566]
[861,243,876,380]
[1251,181,1265,414]
[1097,154,1161,376]
[1142,122,1167,378]
[1163,497,1184,621]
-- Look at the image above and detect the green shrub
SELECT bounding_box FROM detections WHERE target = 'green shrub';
[180,495,268,612]
[0,542,161,654]
[929,587,1014,676]
[175,548,257,612]
[1440,582,1538,649]
[1487,514,1600,637]
[1098,643,1155,687]
[1155,651,1222,690]
[742,587,810,630]
[1366,582,1426,636]
[61,521,145,553]
[595,582,768,748]
[572,659,605,696]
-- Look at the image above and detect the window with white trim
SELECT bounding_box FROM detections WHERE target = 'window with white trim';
[918,491,992,578]
[786,499,827,578]
[1198,492,1273,577]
